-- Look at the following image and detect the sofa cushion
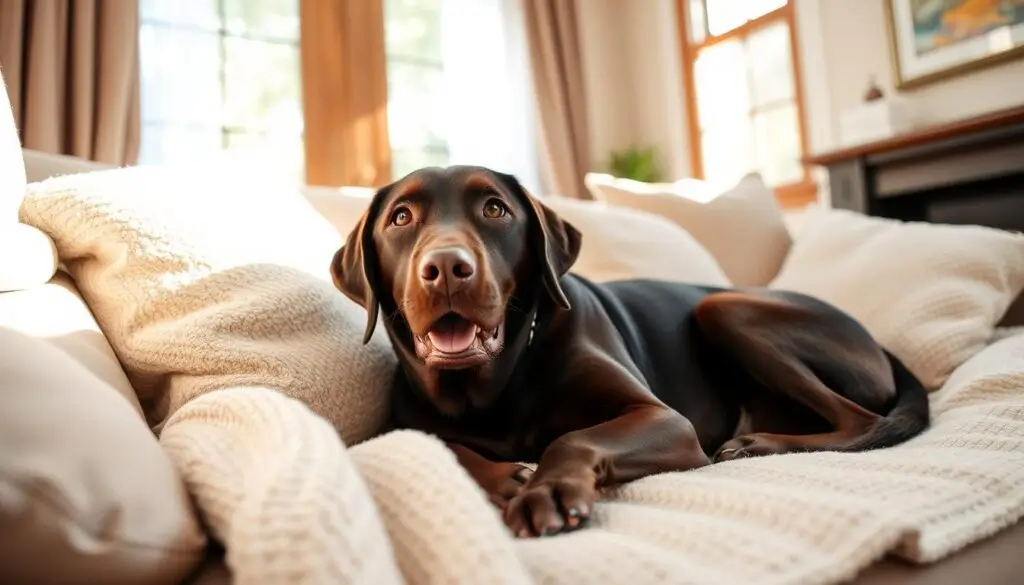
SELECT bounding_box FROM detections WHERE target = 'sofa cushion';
[0,271,141,409]
[769,207,1024,390]
[300,184,376,237]
[1,71,24,224]
[1,70,59,292]
[541,195,729,285]
[584,171,791,286]
[0,325,206,585]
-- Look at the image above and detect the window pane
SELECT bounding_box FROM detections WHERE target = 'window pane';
[701,118,755,187]
[391,147,449,179]
[693,40,750,131]
[705,0,747,36]
[140,0,220,29]
[225,130,305,182]
[687,0,706,44]
[223,0,299,40]
[223,38,302,134]
[705,0,787,36]
[386,60,448,151]
[385,0,443,62]
[746,21,794,107]
[753,102,802,186]
[747,0,788,21]
[140,24,222,127]
[138,122,222,166]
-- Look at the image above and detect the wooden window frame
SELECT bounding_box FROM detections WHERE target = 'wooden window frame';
[675,0,816,208]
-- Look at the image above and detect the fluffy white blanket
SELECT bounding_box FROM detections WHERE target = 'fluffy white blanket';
[21,166,1024,585]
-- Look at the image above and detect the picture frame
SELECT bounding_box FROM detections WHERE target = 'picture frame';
[885,0,1024,89]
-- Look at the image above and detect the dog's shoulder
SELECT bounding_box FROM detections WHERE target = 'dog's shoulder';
[563,273,723,321]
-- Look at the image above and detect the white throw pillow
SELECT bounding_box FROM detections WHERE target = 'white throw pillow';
[542,196,730,286]
[584,172,791,286]
[770,207,1024,390]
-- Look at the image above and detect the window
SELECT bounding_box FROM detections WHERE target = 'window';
[679,0,813,205]
[139,0,539,190]
[138,0,304,181]
[383,0,449,177]
[384,0,540,190]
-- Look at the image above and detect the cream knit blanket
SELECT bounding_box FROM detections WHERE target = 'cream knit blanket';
[21,166,1024,585]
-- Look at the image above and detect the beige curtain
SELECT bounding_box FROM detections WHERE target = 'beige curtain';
[0,0,140,166]
[522,0,591,199]
[299,0,391,188]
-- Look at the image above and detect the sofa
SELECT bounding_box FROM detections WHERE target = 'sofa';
[3,71,1024,584]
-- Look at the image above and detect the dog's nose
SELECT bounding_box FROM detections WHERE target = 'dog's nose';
[419,247,476,291]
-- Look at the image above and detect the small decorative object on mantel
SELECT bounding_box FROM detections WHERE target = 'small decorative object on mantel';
[839,75,915,146]
[863,76,885,102]
[885,0,1024,89]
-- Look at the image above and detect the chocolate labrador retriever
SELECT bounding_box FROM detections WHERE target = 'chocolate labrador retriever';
[330,165,930,538]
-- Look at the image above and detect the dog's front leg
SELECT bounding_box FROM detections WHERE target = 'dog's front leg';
[503,406,710,537]
[446,442,534,510]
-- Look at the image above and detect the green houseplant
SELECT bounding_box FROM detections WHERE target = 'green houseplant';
[607,145,662,183]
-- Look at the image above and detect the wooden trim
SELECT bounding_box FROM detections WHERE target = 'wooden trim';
[774,179,817,209]
[803,105,1024,167]
[690,6,788,49]
[676,0,703,179]
[784,1,811,187]
[677,1,811,206]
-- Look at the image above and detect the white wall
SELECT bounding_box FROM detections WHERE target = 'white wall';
[577,0,1024,184]
[809,0,1024,154]
[577,0,690,181]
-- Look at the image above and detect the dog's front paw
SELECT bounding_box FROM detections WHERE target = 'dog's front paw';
[479,463,533,510]
[503,469,596,538]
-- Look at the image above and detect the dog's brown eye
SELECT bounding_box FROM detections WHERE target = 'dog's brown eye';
[390,206,412,227]
[482,199,508,219]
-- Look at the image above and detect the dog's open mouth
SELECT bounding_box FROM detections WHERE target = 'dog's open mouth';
[414,312,504,368]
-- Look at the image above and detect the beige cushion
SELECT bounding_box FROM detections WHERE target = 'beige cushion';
[770,207,1024,390]
[0,324,206,585]
[542,196,730,285]
[0,271,142,412]
[0,222,59,292]
[22,148,116,183]
[584,171,792,286]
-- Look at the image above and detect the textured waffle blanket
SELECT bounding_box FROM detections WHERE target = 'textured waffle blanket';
[20,166,1024,585]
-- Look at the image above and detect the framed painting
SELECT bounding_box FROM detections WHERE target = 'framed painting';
[885,0,1024,88]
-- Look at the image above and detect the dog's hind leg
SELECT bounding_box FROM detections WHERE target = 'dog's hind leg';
[693,290,928,461]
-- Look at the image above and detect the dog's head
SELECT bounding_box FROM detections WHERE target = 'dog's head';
[331,165,581,412]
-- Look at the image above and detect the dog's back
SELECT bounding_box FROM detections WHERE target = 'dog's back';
[563,274,744,450]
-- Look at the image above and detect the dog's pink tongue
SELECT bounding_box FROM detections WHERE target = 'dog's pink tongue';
[428,321,477,354]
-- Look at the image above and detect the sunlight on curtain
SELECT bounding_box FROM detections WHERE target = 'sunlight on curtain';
[438,0,541,194]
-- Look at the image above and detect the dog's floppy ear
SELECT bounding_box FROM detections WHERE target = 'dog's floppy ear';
[330,184,392,344]
[495,172,582,310]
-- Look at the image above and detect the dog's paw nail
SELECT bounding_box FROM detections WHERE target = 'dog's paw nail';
[517,528,531,538]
